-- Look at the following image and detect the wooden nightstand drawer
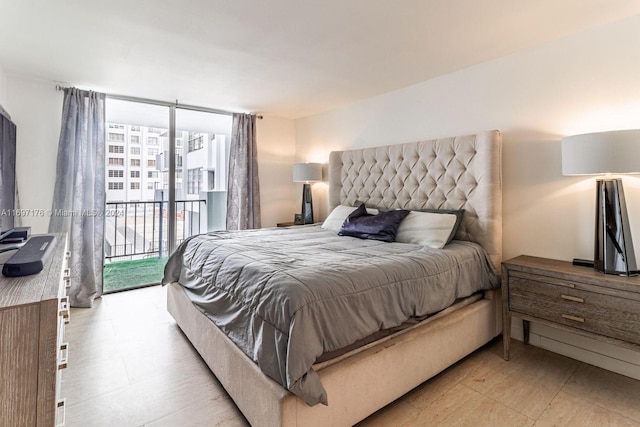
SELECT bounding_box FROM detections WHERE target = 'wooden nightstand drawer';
[502,255,640,361]
[510,288,640,344]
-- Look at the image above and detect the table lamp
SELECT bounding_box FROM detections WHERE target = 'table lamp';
[561,129,640,276]
[293,163,322,224]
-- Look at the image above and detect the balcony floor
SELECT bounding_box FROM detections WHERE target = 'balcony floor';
[103,257,167,293]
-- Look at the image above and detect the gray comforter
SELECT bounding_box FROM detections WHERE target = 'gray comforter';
[163,225,499,406]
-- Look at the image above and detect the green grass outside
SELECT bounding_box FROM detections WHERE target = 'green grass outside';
[103,257,168,293]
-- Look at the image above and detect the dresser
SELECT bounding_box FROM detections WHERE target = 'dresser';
[502,255,640,360]
[0,234,69,426]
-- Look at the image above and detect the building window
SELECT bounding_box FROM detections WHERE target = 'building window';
[148,148,159,156]
[108,158,124,166]
[130,135,140,144]
[147,137,158,145]
[109,124,124,129]
[108,170,124,178]
[147,182,155,190]
[108,133,125,141]
[131,147,140,155]
[108,145,124,154]
[108,182,124,190]
[131,170,140,178]
[188,133,204,152]
[147,159,156,168]
[130,126,141,132]
[131,159,140,167]
[130,182,140,190]
[148,171,158,179]
[187,168,202,194]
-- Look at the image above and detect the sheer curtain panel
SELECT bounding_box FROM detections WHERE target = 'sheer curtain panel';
[226,113,261,230]
[49,88,106,307]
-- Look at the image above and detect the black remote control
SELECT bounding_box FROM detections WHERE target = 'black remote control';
[572,258,594,268]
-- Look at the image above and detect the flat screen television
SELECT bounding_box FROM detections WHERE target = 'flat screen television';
[0,111,16,232]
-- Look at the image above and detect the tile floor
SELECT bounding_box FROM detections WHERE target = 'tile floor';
[62,285,640,427]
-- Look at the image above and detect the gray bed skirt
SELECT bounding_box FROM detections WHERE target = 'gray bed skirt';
[168,282,501,427]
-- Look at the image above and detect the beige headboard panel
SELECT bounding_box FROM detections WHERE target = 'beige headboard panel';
[328,130,502,269]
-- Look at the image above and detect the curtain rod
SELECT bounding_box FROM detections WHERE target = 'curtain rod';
[55,85,263,119]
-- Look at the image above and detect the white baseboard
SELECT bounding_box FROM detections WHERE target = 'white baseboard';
[510,321,640,381]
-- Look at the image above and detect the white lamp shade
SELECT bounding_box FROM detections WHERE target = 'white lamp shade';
[293,163,322,182]
[562,129,640,175]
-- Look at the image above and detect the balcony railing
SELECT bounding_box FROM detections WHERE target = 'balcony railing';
[104,199,206,261]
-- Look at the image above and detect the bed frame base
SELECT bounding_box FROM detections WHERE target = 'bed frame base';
[167,282,501,427]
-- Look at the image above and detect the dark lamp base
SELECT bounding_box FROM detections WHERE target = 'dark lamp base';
[594,178,637,276]
[300,183,313,224]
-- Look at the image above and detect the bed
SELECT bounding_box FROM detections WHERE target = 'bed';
[165,129,503,426]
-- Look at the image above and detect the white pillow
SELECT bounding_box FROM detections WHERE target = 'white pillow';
[321,205,379,232]
[395,211,458,249]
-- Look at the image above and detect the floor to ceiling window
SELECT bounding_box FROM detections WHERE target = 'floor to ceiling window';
[103,99,231,293]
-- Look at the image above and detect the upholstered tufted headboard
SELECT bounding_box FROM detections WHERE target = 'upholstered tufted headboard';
[328,130,502,269]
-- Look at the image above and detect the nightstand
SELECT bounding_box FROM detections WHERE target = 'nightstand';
[502,255,640,361]
[276,221,316,227]
[277,222,297,227]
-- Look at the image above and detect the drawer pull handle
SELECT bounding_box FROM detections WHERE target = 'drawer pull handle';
[562,314,585,323]
[561,295,584,303]
[56,398,66,427]
[59,297,70,324]
[58,342,69,370]
[59,297,69,317]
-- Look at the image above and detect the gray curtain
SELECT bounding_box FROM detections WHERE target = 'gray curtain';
[49,88,106,308]
[226,113,261,230]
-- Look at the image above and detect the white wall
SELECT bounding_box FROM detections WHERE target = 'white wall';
[257,116,297,226]
[0,63,7,107]
[296,16,640,377]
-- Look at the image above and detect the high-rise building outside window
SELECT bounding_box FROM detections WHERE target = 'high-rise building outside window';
[102,102,231,293]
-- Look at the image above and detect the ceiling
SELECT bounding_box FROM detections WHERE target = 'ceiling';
[1,0,639,119]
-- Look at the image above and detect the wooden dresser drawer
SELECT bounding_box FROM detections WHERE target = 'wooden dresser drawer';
[509,274,640,343]
[0,233,69,426]
[502,255,640,361]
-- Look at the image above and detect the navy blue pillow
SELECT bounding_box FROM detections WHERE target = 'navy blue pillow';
[338,204,410,242]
